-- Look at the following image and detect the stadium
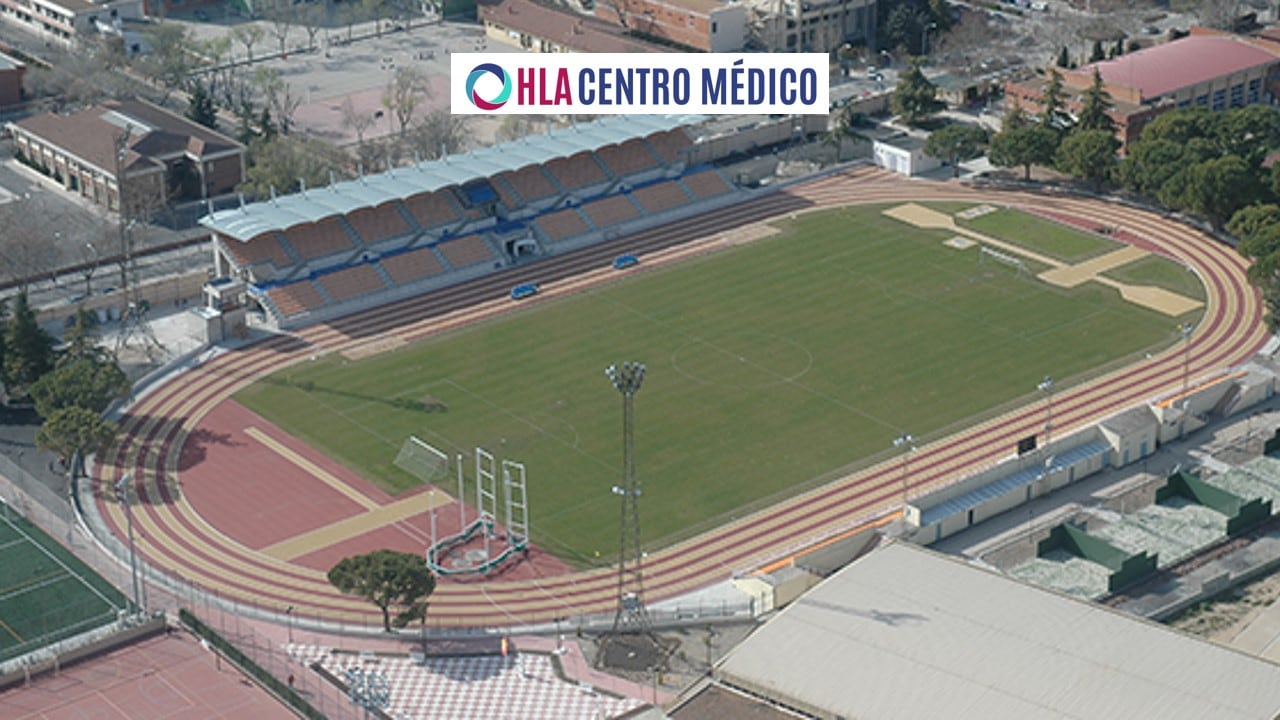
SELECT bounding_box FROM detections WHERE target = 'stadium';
[81,112,1265,633]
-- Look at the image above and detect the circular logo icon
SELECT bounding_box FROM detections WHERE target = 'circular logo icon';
[466,63,512,111]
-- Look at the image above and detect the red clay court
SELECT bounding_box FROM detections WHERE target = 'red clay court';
[2,631,295,720]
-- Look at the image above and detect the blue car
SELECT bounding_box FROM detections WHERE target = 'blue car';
[510,283,540,300]
[612,254,639,270]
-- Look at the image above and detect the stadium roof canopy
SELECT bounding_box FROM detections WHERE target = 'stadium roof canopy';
[200,114,706,242]
[700,542,1280,720]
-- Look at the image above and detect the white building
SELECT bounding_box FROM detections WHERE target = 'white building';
[743,0,875,52]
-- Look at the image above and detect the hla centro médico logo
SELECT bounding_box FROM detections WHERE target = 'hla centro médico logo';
[466,63,512,111]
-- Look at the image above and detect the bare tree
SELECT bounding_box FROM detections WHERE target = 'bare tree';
[340,96,377,146]
[254,66,302,135]
[1198,0,1248,30]
[0,195,60,293]
[261,0,295,57]
[402,109,468,160]
[25,52,131,110]
[381,66,429,137]
[300,4,326,51]
[363,0,390,37]
[230,24,265,64]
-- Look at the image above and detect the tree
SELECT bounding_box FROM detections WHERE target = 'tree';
[261,0,294,57]
[1116,138,1188,196]
[187,82,219,130]
[300,4,325,51]
[30,357,130,419]
[240,135,347,199]
[1039,68,1071,131]
[0,195,60,294]
[328,550,436,632]
[1112,38,1125,58]
[363,0,390,38]
[35,406,118,476]
[1055,128,1119,191]
[1056,46,1070,68]
[137,22,196,100]
[254,67,300,135]
[1227,203,1280,243]
[3,293,55,396]
[230,24,265,64]
[1137,107,1217,146]
[891,58,943,127]
[381,66,430,137]
[1002,104,1029,132]
[1216,104,1280,165]
[1075,68,1116,133]
[989,124,1059,181]
[1088,40,1105,62]
[401,109,468,161]
[1172,155,1262,227]
[823,105,871,162]
[340,96,377,147]
[923,124,987,178]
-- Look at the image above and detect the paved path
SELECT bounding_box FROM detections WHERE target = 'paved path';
[88,169,1267,629]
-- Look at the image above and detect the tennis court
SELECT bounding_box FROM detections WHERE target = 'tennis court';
[0,501,127,664]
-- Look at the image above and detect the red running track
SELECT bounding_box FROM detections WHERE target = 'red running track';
[90,168,1268,628]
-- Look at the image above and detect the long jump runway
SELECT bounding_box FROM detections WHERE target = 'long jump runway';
[90,168,1267,628]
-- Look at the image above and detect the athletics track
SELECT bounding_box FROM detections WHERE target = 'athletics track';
[89,167,1269,629]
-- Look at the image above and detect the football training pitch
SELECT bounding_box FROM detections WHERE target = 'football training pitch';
[236,203,1201,562]
[0,503,127,663]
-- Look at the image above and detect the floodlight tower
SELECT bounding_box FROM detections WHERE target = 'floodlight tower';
[1037,376,1054,447]
[114,474,142,615]
[606,361,649,635]
[893,432,915,508]
[1180,322,1194,393]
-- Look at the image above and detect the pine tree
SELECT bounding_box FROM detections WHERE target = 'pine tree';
[186,82,219,130]
[1039,68,1071,131]
[1089,40,1105,63]
[3,293,55,397]
[1076,68,1116,133]
[1056,46,1070,68]
[258,107,277,141]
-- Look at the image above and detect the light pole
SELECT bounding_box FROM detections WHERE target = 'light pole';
[1180,322,1194,393]
[114,474,142,615]
[285,605,294,644]
[82,242,98,297]
[1037,376,1054,448]
[605,361,647,636]
[893,432,915,508]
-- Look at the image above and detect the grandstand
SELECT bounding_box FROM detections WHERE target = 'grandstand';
[201,114,749,327]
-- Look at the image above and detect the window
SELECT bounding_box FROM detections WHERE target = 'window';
[1212,88,1225,111]
[711,20,716,32]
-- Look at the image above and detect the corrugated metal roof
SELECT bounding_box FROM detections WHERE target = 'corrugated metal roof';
[716,542,1280,720]
[919,440,1110,527]
[201,114,705,242]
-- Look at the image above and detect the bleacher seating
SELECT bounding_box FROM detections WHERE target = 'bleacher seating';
[681,169,733,200]
[646,130,693,165]
[267,282,326,317]
[545,154,609,192]
[630,180,692,215]
[596,140,661,178]
[381,246,446,285]
[534,208,590,242]
[438,235,495,269]
[496,167,558,205]
[221,233,295,269]
[346,205,412,245]
[317,264,388,304]
[403,192,462,230]
[581,195,639,229]
[284,218,357,262]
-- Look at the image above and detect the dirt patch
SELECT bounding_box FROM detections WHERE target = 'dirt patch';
[1170,572,1280,644]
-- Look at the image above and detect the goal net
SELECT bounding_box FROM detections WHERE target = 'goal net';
[979,245,1029,277]
[394,436,450,484]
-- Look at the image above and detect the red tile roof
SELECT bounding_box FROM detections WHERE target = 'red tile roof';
[479,0,666,54]
[1083,33,1280,101]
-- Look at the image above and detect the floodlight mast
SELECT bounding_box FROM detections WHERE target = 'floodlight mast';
[114,474,142,615]
[605,361,648,635]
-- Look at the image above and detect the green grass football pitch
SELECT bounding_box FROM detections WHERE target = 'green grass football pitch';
[236,204,1202,563]
[0,504,127,663]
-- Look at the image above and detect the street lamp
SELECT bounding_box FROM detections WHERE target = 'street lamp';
[285,605,294,644]
[114,474,142,615]
[1037,376,1054,447]
[82,242,98,297]
[893,432,915,508]
[1180,322,1194,393]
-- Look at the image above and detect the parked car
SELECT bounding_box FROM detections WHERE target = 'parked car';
[612,254,639,270]
[510,283,540,300]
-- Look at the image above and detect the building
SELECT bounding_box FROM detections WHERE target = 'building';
[0,49,24,109]
[742,0,875,53]
[7,98,245,212]
[479,0,665,53]
[0,0,143,47]
[670,541,1280,719]
[593,0,746,52]
[1005,27,1280,149]
[872,134,939,176]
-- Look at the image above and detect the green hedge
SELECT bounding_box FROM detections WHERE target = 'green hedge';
[178,608,326,720]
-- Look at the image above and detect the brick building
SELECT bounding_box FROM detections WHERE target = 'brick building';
[0,49,24,109]
[479,0,665,53]
[7,98,245,212]
[594,0,746,52]
[1005,27,1280,150]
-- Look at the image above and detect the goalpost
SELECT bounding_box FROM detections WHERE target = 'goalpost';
[979,245,1030,278]
[393,437,450,484]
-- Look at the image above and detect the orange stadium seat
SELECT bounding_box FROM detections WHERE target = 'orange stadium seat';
[438,235,495,269]
[403,192,462,230]
[381,246,446,285]
[681,169,733,200]
[346,205,411,245]
[316,264,388,304]
[221,233,295,269]
[596,140,660,178]
[267,282,325,317]
[645,130,693,165]
[581,195,639,229]
[284,218,356,261]
[496,166,559,205]
[534,208,590,242]
[545,154,609,192]
[630,180,692,215]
